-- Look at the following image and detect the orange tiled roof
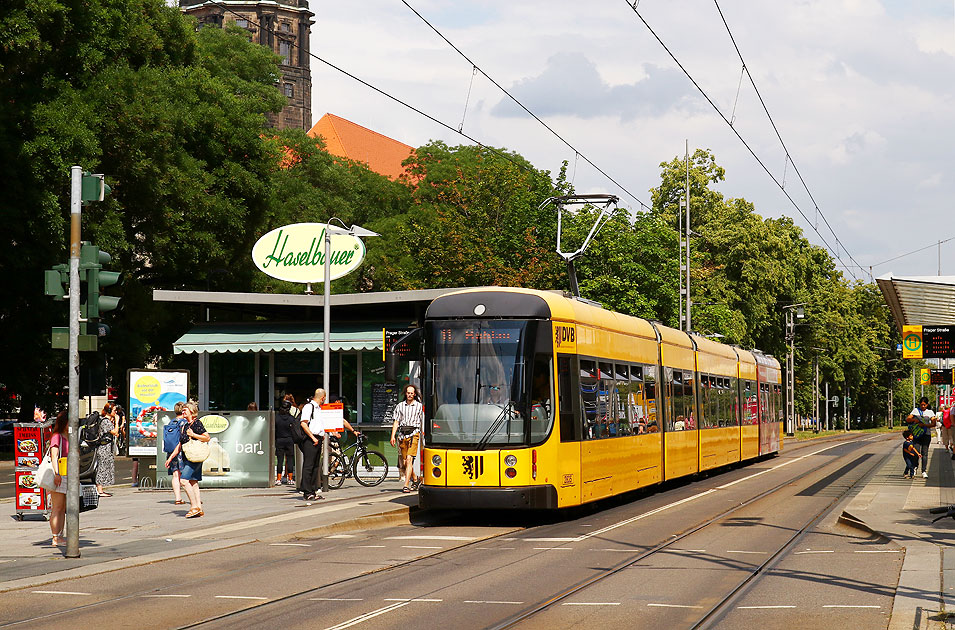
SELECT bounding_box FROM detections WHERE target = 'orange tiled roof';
[308,113,415,181]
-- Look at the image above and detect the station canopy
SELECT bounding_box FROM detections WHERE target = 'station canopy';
[876,274,955,332]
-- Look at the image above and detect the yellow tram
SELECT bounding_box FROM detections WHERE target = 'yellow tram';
[418,287,782,510]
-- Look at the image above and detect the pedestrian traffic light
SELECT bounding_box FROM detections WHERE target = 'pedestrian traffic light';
[44,263,69,300]
[81,172,111,203]
[79,242,121,319]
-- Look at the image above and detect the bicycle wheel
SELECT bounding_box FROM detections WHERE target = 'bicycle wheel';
[326,453,347,489]
[353,449,389,487]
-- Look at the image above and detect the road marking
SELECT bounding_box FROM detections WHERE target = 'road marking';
[385,536,477,540]
[32,590,91,595]
[524,537,577,542]
[464,600,523,605]
[176,494,401,539]
[738,605,796,609]
[822,605,880,608]
[562,602,620,606]
[401,545,442,549]
[716,443,846,490]
[577,489,717,541]
[474,547,515,550]
[794,550,834,554]
[326,534,357,538]
[215,595,268,600]
[727,550,766,554]
[351,545,386,548]
[673,549,707,553]
[143,594,191,598]
[269,543,310,547]
[0,481,14,485]
[324,601,412,630]
[647,603,703,609]
[310,598,364,601]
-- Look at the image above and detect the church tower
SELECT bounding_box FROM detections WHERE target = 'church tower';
[179,0,314,130]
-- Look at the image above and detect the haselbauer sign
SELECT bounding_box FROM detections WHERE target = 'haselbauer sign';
[252,223,366,283]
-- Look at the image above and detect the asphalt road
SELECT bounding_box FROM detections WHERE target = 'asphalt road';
[0,435,902,630]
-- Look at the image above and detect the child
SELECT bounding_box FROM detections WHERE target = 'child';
[902,429,921,479]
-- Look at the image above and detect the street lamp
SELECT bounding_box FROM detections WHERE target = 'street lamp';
[320,219,379,492]
[782,303,807,436]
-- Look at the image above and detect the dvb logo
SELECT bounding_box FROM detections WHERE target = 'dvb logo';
[554,325,575,349]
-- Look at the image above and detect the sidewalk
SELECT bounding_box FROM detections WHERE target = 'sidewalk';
[844,440,955,630]
[0,477,418,593]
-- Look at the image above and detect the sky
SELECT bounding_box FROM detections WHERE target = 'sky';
[302,0,955,282]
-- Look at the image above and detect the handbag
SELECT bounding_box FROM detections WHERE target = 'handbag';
[37,450,56,491]
[182,438,210,463]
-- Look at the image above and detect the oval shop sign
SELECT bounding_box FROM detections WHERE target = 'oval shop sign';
[252,223,366,284]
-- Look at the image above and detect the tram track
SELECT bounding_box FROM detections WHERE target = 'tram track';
[491,435,893,630]
[0,434,890,629]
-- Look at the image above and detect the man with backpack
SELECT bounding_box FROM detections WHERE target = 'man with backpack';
[162,402,188,505]
[298,389,327,501]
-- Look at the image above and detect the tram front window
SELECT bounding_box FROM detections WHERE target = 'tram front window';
[429,320,548,447]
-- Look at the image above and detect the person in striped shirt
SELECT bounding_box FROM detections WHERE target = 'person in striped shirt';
[390,385,423,493]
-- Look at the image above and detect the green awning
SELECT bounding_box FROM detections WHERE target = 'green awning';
[173,323,387,354]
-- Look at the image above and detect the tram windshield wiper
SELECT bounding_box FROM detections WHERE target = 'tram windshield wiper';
[476,402,514,451]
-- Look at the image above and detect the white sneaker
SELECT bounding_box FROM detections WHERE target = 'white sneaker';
[922,471,929,478]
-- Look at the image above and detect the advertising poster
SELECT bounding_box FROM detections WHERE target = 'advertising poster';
[156,410,272,488]
[128,370,189,456]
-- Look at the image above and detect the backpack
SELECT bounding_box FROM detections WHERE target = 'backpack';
[163,418,184,453]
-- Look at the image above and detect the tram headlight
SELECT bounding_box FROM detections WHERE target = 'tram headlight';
[431,454,442,467]
[504,454,517,467]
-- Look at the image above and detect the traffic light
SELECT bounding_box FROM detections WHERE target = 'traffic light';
[79,243,121,319]
[81,172,111,203]
[44,263,69,300]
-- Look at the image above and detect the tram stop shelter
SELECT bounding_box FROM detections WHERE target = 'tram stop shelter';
[877,274,955,331]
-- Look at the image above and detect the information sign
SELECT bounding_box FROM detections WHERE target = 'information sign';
[930,369,955,386]
[372,382,399,424]
[320,402,344,433]
[923,327,955,358]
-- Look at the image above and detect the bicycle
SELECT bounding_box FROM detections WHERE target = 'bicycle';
[326,433,389,489]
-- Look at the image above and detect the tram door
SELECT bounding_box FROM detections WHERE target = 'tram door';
[555,355,581,506]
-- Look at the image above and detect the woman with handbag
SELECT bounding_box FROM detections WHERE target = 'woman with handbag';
[95,403,120,497]
[48,410,69,546]
[168,401,210,518]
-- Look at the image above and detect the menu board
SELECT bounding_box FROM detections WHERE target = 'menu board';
[372,383,399,424]
[14,423,50,514]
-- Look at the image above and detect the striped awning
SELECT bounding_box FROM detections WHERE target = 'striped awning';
[173,323,387,354]
[877,274,955,332]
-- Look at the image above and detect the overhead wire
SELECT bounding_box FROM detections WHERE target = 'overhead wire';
[207,3,551,181]
[711,0,869,281]
[400,0,651,211]
[624,1,862,282]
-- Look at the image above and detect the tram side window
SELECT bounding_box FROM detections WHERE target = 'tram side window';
[727,377,740,426]
[530,355,554,442]
[558,356,580,443]
[628,365,646,434]
[643,364,659,432]
[580,360,599,440]
[773,384,783,422]
[599,362,615,438]
[613,364,631,436]
[742,380,757,425]
[670,371,692,431]
[699,375,711,428]
[759,383,770,423]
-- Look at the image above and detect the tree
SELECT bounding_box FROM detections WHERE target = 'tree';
[0,1,286,416]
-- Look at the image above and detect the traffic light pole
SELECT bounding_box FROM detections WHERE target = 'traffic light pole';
[66,166,82,558]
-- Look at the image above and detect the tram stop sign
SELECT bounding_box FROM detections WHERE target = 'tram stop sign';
[903,325,955,359]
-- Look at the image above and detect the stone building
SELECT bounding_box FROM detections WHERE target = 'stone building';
[179,0,313,130]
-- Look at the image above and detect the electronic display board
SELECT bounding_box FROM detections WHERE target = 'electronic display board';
[930,369,955,386]
[923,327,955,358]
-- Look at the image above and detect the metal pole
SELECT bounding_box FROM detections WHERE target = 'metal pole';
[321,224,331,493]
[814,357,819,432]
[66,166,82,558]
[825,382,829,431]
[685,140,691,333]
[843,389,847,431]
